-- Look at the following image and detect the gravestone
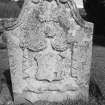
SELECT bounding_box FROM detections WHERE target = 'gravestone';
[3,0,93,104]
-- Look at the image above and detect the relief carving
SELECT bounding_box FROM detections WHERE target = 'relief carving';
[4,0,93,103]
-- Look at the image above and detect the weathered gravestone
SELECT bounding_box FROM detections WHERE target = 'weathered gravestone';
[3,0,93,104]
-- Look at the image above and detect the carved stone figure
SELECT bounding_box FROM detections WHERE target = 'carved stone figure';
[3,0,93,104]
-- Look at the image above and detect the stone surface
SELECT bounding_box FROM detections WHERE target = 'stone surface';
[74,0,83,8]
[3,0,93,104]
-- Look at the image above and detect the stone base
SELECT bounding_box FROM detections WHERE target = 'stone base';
[14,90,89,104]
